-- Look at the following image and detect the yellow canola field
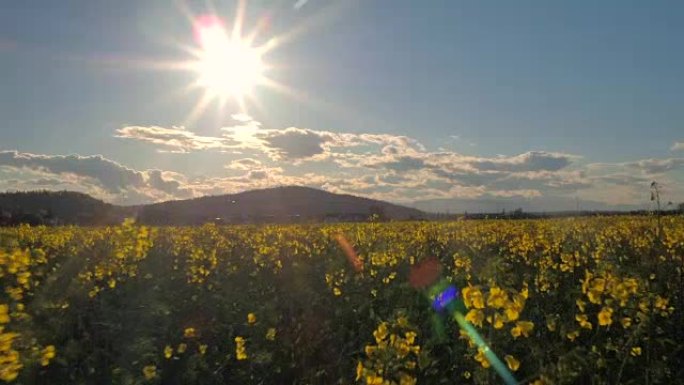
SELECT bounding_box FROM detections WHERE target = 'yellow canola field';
[0,216,682,384]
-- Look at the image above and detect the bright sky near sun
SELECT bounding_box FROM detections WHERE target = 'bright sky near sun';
[0,0,683,210]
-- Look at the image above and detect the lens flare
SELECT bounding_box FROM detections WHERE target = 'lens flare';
[410,261,519,385]
[335,234,363,272]
[192,15,265,101]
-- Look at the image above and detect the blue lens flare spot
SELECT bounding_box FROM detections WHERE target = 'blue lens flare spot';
[432,285,458,311]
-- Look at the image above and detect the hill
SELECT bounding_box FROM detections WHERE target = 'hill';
[0,190,129,226]
[136,186,425,225]
[0,187,426,226]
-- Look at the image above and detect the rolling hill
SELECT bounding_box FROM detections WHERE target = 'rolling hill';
[136,186,425,225]
[0,190,130,225]
[0,186,426,226]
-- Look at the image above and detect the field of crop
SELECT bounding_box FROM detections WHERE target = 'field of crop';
[0,217,683,384]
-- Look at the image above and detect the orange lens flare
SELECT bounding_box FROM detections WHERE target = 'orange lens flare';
[335,234,363,272]
[409,257,443,289]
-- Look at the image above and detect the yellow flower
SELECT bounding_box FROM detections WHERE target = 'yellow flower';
[235,336,248,360]
[356,361,363,381]
[142,365,157,380]
[404,331,417,345]
[333,287,342,296]
[576,299,586,312]
[266,328,276,341]
[399,373,416,385]
[511,321,534,338]
[465,309,485,328]
[462,286,485,309]
[177,343,187,354]
[366,374,384,384]
[598,307,613,326]
[491,312,505,329]
[487,286,507,308]
[198,344,208,355]
[505,355,520,371]
[520,283,529,299]
[591,278,606,292]
[365,345,377,355]
[0,357,21,382]
[505,306,520,322]
[459,329,475,348]
[587,289,602,304]
[582,270,593,294]
[630,346,642,357]
[620,317,632,328]
[247,313,257,325]
[164,345,173,359]
[40,345,56,366]
[0,305,10,324]
[373,322,388,343]
[654,296,668,310]
[474,348,491,368]
[183,327,196,338]
[463,371,471,379]
[576,314,592,330]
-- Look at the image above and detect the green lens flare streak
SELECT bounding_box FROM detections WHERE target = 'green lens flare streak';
[425,280,517,385]
[453,311,517,385]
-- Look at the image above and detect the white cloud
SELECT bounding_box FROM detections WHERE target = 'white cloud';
[624,158,684,174]
[10,117,667,207]
[256,127,335,160]
[0,151,146,192]
[0,151,194,204]
[115,125,233,152]
[467,151,575,172]
[226,158,263,170]
[671,142,684,151]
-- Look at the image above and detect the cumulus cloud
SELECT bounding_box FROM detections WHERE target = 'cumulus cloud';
[467,151,574,172]
[117,116,430,163]
[256,127,334,160]
[0,150,146,192]
[115,126,233,152]
[226,158,263,170]
[0,150,194,204]
[624,158,684,174]
[671,142,684,151]
[373,155,426,172]
[49,117,676,206]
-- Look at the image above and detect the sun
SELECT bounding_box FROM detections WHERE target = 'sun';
[191,16,266,102]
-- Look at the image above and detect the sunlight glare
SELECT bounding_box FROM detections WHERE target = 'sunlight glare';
[192,16,265,102]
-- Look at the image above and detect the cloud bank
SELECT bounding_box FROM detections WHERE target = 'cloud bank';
[2,116,682,208]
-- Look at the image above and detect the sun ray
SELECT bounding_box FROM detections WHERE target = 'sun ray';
[258,0,355,55]
[231,0,247,41]
[137,0,357,122]
[183,91,214,127]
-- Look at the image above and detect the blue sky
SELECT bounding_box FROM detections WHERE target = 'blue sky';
[1,0,683,209]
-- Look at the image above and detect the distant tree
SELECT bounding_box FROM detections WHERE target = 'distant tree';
[650,181,663,238]
[368,205,387,222]
[650,181,661,212]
